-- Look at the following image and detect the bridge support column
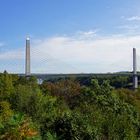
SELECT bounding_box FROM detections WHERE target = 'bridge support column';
[25,37,31,77]
[133,48,138,89]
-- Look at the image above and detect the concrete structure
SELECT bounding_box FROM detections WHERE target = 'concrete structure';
[133,48,138,89]
[25,37,31,76]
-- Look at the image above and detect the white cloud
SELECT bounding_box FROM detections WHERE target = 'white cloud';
[1,31,140,73]
[75,30,98,38]
[30,34,140,73]
[117,25,139,30]
[0,50,23,60]
[126,16,140,21]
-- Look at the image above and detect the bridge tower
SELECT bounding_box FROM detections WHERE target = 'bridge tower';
[133,48,138,89]
[25,37,31,76]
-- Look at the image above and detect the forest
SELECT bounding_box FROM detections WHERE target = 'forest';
[1,71,140,139]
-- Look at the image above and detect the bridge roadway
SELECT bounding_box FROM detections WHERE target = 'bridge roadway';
[17,72,137,81]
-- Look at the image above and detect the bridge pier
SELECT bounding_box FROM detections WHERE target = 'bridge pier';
[133,48,138,89]
[25,37,31,77]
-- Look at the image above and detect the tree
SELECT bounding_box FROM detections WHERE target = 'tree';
[0,71,14,101]
[0,113,40,140]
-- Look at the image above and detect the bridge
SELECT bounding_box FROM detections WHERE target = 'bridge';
[0,38,138,89]
[16,38,140,89]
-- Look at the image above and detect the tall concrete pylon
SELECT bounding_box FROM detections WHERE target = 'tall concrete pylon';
[25,37,31,76]
[133,48,138,89]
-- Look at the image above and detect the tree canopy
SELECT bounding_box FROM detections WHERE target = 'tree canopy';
[0,72,140,139]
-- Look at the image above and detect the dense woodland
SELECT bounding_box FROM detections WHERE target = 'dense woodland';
[1,71,140,139]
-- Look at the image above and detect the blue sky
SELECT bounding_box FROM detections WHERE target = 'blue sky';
[1,0,140,73]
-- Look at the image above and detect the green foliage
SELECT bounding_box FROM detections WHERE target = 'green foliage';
[1,72,140,139]
[0,71,14,101]
[46,132,57,140]
[0,101,13,122]
[0,113,40,139]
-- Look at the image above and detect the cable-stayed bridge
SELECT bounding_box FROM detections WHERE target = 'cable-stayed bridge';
[0,38,139,89]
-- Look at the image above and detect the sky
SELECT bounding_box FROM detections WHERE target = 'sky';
[1,0,140,73]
